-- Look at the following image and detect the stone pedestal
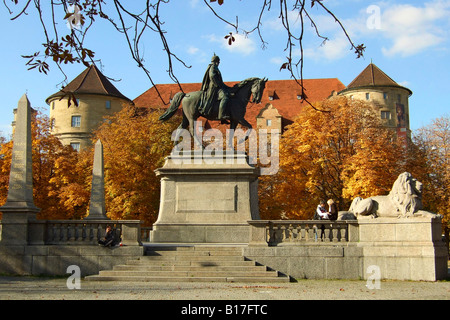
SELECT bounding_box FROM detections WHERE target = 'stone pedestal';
[357,216,448,281]
[151,151,260,243]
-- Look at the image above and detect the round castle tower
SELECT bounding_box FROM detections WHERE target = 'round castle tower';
[338,63,412,139]
[46,65,133,151]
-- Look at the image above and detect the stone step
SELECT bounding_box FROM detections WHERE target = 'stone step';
[145,245,245,251]
[112,265,269,272]
[97,270,280,278]
[85,245,291,283]
[135,255,246,262]
[145,250,243,257]
[124,259,257,267]
[85,275,290,283]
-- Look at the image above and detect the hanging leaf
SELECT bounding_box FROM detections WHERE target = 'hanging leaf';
[224,32,235,45]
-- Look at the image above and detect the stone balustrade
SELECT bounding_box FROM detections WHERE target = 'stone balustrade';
[248,220,360,246]
[27,219,142,246]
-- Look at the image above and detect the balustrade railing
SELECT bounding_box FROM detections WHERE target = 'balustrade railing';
[28,219,142,246]
[16,218,359,246]
[44,221,120,245]
[248,220,359,246]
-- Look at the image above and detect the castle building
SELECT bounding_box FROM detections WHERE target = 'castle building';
[45,65,133,151]
[338,63,413,139]
[134,78,347,133]
[43,63,411,149]
[134,64,412,138]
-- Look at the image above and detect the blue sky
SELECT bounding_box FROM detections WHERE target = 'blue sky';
[0,0,449,138]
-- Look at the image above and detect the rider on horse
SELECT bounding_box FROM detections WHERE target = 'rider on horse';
[200,54,231,124]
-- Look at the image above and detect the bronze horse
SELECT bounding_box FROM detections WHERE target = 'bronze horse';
[159,77,267,147]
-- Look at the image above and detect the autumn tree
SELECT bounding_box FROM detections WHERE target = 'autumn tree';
[412,115,449,227]
[0,110,88,220]
[259,96,407,220]
[92,105,180,226]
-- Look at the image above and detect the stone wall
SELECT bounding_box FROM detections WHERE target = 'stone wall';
[244,244,364,280]
[246,217,448,281]
[0,245,143,276]
[0,219,143,276]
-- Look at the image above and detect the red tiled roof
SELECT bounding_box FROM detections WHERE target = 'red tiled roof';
[133,78,346,128]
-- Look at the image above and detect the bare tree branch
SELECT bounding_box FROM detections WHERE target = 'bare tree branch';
[4,0,365,108]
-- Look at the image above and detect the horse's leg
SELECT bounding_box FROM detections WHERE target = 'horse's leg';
[184,112,203,148]
[237,118,253,144]
[180,95,204,148]
[227,120,238,149]
[173,113,190,149]
[188,119,203,148]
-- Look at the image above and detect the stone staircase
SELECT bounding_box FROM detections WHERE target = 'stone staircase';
[85,245,290,283]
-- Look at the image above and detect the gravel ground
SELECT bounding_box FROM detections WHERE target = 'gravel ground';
[0,276,448,318]
[0,276,448,301]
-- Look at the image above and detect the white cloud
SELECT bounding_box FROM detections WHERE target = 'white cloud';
[206,33,257,56]
[304,35,351,61]
[187,46,200,55]
[189,0,200,8]
[379,1,450,57]
[270,57,286,65]
[264,1,450,60]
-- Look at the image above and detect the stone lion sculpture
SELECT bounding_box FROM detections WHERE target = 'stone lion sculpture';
[346,172,440,219]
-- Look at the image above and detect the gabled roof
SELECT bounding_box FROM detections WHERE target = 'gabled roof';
[133,78,346,128]
[343,63,412,95]
[46,65,133,104]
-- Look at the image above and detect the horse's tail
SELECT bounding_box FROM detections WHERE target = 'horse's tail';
[159,92,186,121]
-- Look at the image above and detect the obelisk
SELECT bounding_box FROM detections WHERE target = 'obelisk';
[0,94,40,245]
[85,139,108,220]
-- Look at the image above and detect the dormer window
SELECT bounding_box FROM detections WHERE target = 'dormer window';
[267,90,276,101]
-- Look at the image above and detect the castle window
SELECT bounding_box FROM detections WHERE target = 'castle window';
[105,100,111,109]
[266,119,272,127]
[381,111,391,120]
[70,142,80,152]
[71,115,81,127]
[383,92,388,100]
[365,93,370,100]
[50,118,55,130]
[76,99,80,107]
[51,101,55,110]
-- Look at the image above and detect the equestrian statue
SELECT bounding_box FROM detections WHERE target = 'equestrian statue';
[159,54,268,148]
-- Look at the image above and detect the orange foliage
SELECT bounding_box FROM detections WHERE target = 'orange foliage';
[93,105,180,225]
[0,110,87,220]
[259,96,408,220]
[412,115,450,227]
